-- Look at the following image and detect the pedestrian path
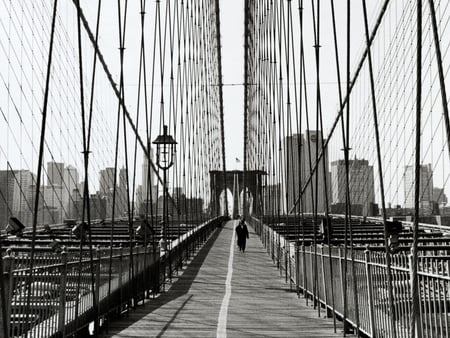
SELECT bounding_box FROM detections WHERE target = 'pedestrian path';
[103,220,343,337]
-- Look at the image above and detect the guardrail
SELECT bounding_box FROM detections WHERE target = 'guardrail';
[250,216,450,338]
[1,216,226,338]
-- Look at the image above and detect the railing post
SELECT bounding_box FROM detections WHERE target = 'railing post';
[95,247,101,334]
[119,246,124,314]
[285,237,288,283]
[302,244,307,302]
[271,229,275,261]
[263,227,267,248]
[295,242,300,296]
[277,233,281,272]
[338,246,347,331]
[409,250,422,337]
[320,245,328,312]
[365,246,376,338]
[1,249,13,338]
[58,249,68,337]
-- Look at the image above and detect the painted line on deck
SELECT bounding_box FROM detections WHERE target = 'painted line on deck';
[216,222,236,338]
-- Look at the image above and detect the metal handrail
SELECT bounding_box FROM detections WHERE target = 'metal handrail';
[1,216,226,338]
[250,215,450,338]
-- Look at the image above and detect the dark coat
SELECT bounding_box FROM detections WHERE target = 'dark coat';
[235,222,249,246]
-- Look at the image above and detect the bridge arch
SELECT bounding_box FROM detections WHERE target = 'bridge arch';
[210,170,265,218]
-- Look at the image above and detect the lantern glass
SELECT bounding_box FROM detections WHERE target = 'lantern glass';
[153,125,177,170]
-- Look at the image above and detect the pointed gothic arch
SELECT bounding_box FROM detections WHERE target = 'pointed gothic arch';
[210,170,266,218]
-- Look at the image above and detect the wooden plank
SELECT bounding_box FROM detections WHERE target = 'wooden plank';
[104,221,347,337]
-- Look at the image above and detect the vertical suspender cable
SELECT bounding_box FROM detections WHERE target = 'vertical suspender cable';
[289,0,391,214]
[329,0,345,331]
[311,0,320,314]
[427,0,450,160]
[25,0,58,329]
[105,5,127,326]
[71,1,177,210]
[410,0,423,336]
[342,0,352,333]
[361,1,397,336]
[311,0,336,323]
[116,0,136,309]
[74,0,99,332]
[214,0,228,217]
[243,0,250,218]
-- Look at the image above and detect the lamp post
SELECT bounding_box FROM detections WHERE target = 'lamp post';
[153,125,177,253]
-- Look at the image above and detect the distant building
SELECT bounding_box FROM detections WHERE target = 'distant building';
[47,161,64,186]
[432,187,447,206]
[330,158,375,216]
[0,170,36,229]
[136,185,143,211]
[73,193,107,220]
[41,185,64,224]
[404,164,433,208]
[117,167,128,216]
[284,134,302,213]
[12,170,36,226]
[142,148,156,201]
[284,130,329,214]
[99,167,116,195]
[63,165,79,219]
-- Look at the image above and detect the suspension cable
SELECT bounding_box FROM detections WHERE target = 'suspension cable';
[289,0,391,214]
[25,0,58,328]
[70,0,179,213]
[410,0,423,335]
[361,1,397,336]
[215,0,228,217]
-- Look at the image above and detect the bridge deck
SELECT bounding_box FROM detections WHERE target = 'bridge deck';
[103,220,343,337]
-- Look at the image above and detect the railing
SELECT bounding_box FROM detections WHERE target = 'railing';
[250,216,450,338]
[1,216,226,338]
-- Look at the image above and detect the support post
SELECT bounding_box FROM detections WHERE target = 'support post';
[321,245,328,312]
[365,247,376,338]
[95,247,101,333]
[339,247,350,333]
[409,250,422,337]
[119,246,124,312]
[58,250,68,337]
[302,244,307,302]
[1,250,14,338]
[295,242,300,297]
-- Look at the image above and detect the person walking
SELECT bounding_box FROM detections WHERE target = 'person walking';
[235,216,249,252]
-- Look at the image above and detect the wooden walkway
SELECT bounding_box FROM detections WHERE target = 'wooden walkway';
[103,221,344,337]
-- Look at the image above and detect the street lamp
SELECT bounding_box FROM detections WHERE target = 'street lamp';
[153,125,177,252]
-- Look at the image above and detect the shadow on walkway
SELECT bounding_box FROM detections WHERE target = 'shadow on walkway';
[103,226,224,333]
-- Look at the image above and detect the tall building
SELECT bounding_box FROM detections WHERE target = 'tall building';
[47,162,64,186]
[142,148,156,201]
[117,167,128,216]
[40,185,63,224]
[63,165,79,219]
[330,158,375,216]
[99,167,116,195]
[404,164,434,208]
[285,134,302,213]
[433,187,448,206]
[12,170,36,226]
[284,130,329,214]
[0,170,37,229]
